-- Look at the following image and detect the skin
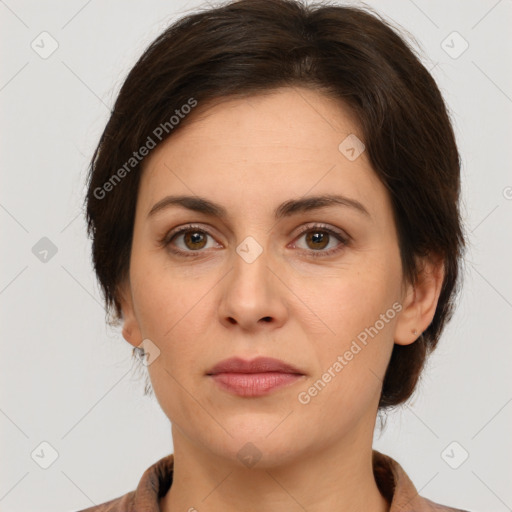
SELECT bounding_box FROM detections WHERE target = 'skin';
[118,87,444,512]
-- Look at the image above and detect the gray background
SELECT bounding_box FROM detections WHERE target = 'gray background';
[1,1,511,511]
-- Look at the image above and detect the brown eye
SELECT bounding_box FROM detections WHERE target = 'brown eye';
[305,230,330,250]
[182,230,208,250]
[293,224,349,259]
[161,224,219,257]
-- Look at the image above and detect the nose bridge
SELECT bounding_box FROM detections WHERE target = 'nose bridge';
[231,234,272,303]
[218,233,287,328]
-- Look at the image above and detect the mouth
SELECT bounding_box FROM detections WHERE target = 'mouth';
[206,356,305,397]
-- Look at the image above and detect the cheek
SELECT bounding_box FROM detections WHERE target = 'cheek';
[132,263,235,406]
[138,271,215,430]
[132,256,209,340]
[295,257,400,405]
[305,261,400,343]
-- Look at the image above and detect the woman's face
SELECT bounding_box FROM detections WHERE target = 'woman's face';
[120,87,416,466]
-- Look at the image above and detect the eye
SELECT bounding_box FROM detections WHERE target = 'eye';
[291,223,349,258]
[160,223,349,259]
[160,224,220,257]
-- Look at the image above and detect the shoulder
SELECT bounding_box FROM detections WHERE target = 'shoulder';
[71,453,174,512]
[73,490,135,512]
[372,449,473,512]
[420,495,474,511]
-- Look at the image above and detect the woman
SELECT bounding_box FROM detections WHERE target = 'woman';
[80,0,470,510]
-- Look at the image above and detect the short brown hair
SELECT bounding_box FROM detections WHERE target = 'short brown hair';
[84,0,465,409]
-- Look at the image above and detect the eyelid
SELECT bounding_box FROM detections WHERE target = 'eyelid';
[288,222,350,258]
[160,223,220,248]
[163,222,349,242]
[161,222,350,258]
[291,222,350,242]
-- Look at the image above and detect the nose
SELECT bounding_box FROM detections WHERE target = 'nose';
[218,244,288,332]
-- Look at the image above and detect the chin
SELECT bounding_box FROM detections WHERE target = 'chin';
[205,429,306,470]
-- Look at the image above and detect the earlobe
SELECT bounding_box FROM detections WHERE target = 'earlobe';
[117,280,142,348]
[394,255,445,346]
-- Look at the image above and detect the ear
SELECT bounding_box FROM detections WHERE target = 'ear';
[117,278,143,349]
[394,253,445,346]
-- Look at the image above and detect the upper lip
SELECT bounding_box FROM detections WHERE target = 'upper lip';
[206,357,304,375]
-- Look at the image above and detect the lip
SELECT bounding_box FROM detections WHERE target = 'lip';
[207,356,304,375]
[206,357,305,397]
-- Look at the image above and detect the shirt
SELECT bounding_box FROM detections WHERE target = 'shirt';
[74,449,471,512]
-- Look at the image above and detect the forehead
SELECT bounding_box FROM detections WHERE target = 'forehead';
[155,87,362,151]
[137,87,384,218]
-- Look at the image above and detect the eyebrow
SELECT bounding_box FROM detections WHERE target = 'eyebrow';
[147,193,371,220]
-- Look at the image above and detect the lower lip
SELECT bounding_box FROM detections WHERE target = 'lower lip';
[209,372,304,397]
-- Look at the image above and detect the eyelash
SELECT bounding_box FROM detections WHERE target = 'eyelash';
[159,223,350,259]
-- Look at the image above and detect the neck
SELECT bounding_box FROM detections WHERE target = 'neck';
[160,426,389,512]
